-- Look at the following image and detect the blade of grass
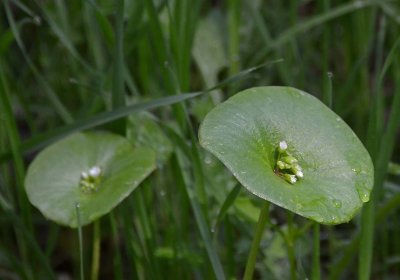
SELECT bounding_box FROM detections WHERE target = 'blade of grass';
[31,0,95,73]
[0,62,33,273]
[213,183,241,231]
[0,60,282,161]
[171,153,226,280]
[111,0,126,134]
[76,203,85,280]
[359,32,400,280]
[83,2,105,70]
[112,0,125,110]
[117,198,145,279]
[4,0,73,123]
[110,212,123,280]
[243,201,270,280]
[228,0,240,77]
[330,190,400,279]
[0,91,202,160]
[251,0,385,65]
[90,220,100,280]
[312,223,321,280]
[0,63,31,227]
[1,208,56,279]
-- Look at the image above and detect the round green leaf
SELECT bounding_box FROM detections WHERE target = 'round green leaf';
[199,86,374,225]
[25,131,156,227]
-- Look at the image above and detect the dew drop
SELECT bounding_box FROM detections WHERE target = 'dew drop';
[361,193,369,203]
[356,184,370,203]
[352,167,361,175]
[332,199,342,208]
[204,156,212,165]
[312,214,323,223]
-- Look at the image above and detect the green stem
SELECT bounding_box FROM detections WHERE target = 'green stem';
[110,213,123,280]
[243,201,270,280]
[91,220,101,280]
[76,203,85,280]
[359,200,374,280]
[228,0,240,77]
[312,223,321,280]
[228,0,240,95]
[286,212,296,280]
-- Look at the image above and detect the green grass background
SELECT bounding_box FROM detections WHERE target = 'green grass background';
[1,0,400,279]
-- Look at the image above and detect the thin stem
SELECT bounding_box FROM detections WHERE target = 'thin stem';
[286,212,296,280]
[312,223,321,280]
[76,203,85,280]
[324,72,333,109]
[91,220,101,280]
[243,201,270,280]
[110,213,123,280]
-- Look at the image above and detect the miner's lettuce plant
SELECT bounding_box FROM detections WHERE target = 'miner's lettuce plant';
[200,86,374,224]
[2,1,400,279]
[199,86,374,278]
[25,132,156,227]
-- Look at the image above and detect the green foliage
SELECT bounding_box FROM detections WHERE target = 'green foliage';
[200,87,373,224]
[0,0,399,279]
[25,132,156,227]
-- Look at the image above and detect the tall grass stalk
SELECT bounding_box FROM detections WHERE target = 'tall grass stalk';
[243,201,270,280]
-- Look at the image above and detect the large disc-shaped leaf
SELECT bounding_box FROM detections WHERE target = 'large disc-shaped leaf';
[25,131,156,227]
[199,86,374,225]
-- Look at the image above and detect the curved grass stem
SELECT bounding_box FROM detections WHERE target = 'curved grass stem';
[312,223,321,280]
[76,203,84,280]
[243,201,270,280]
[91,220,100,280]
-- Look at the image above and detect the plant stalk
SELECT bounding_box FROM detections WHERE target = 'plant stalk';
[243,201,270,280]
[312,223,321,280]
[76,203,85,280]
[91,220,101,280]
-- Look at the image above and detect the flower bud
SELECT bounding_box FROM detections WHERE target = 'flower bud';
[278,141,288,152]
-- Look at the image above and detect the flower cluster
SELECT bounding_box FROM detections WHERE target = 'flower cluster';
[79,166,102,193]
[275,141,303,184]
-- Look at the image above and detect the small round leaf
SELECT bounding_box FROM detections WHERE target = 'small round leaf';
[199,86,374,225]
[25,131,156,227]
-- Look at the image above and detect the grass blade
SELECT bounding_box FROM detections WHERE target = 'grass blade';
[4,0,73,123]
[213,183,241,231]
[251,0,384,64]
[171,154,226,280]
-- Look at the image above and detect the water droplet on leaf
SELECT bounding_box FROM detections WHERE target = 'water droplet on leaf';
[332,199,342,208]
[356,184,370,203]
[312,214,324,223]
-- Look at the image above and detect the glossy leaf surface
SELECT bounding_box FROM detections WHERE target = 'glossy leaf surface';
[25,132,156,227]
[199,86,374,224]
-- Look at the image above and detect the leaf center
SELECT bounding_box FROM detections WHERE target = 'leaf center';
[274,141,303,184]
[79,166,103,193]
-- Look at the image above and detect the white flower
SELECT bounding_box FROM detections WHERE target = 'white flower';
[80,171,88,179]
[279,141,288,151]
[284,174,297,184]
[296,170,304,178]
[89,166,101,177]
